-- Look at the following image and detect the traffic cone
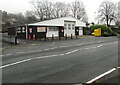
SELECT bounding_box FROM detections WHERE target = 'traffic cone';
[33,35,36,40]
[28,34,31,39]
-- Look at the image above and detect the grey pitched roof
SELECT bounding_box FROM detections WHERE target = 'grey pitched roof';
[28,16,86,27]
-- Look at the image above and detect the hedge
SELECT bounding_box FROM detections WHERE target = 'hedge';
[90,25,113,36]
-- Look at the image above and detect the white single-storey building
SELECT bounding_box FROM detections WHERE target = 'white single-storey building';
[8,16,86,40]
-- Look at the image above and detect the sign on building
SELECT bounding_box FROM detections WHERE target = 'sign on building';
[29,28,32,33]
[22,27,25,33]
[37,27,46,32]
[17,27,21,33]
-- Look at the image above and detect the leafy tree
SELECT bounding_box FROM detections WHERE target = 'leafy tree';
[90,25,113,36]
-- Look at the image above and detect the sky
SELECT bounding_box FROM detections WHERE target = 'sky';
[0,0,119,23]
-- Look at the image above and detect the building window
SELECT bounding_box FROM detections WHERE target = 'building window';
[49,27,58,31]
[72,27,75,30]
[72,24,75,29]
[79,27,83,30]
[68,24,71,26]
[68,24,71,29]
[64,24,67,30]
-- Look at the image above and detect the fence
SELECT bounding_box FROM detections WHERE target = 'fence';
[2,34,18,45]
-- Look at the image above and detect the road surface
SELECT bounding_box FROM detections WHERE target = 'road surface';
[1,36,118,84]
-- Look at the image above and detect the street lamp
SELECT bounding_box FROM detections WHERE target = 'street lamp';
[94,12,96,24]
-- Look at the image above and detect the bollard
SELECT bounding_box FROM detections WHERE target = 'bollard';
[15,36,18,45]
[52,34,54,41]
[71,34,72,39]
[44,36,46,42]
[59,36,61,40]
[76,35,78,39]
[65,34,67,40]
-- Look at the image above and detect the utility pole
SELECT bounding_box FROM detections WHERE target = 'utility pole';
[94,12,96,24]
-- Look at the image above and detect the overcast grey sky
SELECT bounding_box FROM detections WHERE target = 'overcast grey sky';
[0,0,119,22]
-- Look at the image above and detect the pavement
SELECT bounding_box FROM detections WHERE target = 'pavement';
[1,36,119,84]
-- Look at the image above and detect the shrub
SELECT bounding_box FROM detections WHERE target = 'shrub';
[90,25,113,36]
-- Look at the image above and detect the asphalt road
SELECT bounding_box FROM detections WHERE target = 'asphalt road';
[1,36,118,84]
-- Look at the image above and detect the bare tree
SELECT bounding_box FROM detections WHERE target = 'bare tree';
[31,0,88,22]
[53,2,70,18]
[98,1,116,26]
[114,1,120,26]
[70,1,88,22]
[31,0,54,20]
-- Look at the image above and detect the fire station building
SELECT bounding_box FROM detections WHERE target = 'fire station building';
[8,16,86,40]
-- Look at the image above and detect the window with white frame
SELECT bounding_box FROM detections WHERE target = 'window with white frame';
[49,27,58,31]
[64,24,67,30]
[72,24,75,30]
[68,24,71,29]
[79,27,83,30]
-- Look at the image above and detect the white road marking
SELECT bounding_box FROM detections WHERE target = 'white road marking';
[84,48,91,50]
[18,52,25,54]
[75,44,84,46]
[1,49,79,68]
[71,49,79,53]
[59,54,65,56]
[1,54,59,69]
[87,42,94,44]
[44,47,58,51]
[0,54,12,56]
[33,55,58,59]
[91,47,98,49]
[86,68,116,84]
[85,46,98,50]
[26,50,42,53]
[0,55,4,57]
[0,59,31,69]
[74,84,83,85]
[50,47,58,49]
[44,48,51,51]
[97,41,102,43]
[5,54,12,56]
[103,42,117,46]
[66,52,72,55]
[59,45,72,48]
[113,41,118,43]
[66,49,79,55]
[97,45,103,48]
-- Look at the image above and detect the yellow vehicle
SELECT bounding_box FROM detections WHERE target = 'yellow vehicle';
[94,28,101,36]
